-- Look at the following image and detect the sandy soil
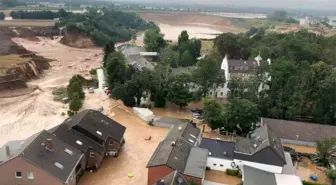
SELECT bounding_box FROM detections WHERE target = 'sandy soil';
[79,107,168,185]
[0,37,103,146]
[139,12,244,41]
[296,157,330,184]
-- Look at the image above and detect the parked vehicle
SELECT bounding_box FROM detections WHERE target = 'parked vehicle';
[191,108,203,114]
[88,87,94,93]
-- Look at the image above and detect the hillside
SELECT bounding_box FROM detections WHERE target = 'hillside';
[56,8,158,46]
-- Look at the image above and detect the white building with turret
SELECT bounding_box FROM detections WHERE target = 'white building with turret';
[209,55,271,99]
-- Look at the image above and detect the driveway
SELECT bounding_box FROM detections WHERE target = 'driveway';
[78,106,168,185]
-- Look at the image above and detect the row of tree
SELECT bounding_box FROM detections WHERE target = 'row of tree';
[144,30,201,68]
[0,12,5,20]
[67,75,85,115]
[214,30,336,66]
[10,9,71,19]
[57,8,158,46]
[103,40,224,109]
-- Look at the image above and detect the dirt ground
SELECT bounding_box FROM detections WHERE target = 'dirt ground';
[79,106,168,185]
[205,170,242,185]
[296,157,330,184]
[139,12,244,41]
[0,37,103,147]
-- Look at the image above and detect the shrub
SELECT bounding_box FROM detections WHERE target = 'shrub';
[67,110,74,116]
[302,181,328,185]
[237,182,243,185]
[122,94,136,107]
[206,166,211,170]
[89,68,97,76]
[52,87,68,102]
[69,98,83,112]
[327,169,336,181]
[226,169,240,176]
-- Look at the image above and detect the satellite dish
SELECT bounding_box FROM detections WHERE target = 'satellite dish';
[177,177,183,184]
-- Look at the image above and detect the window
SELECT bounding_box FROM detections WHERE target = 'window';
[220,92,223,96]
[189,134,196,139]
[209,92,212,95]
[64,148,73,155]
[109,140,114,145]
[90,152,95,157]
[188,139,195,143]
[76,140,83,145]
[220,164,224,167]
[54,162,64,170]
[15,171,22,178]
[96,131,102,136]
[234,66,239,70]
[213,163,217,166]
[27,172,34,179]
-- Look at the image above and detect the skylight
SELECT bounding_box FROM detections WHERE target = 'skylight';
[54,162,64,170]
[76,140,83,145]
[188,139,195,143]
[189,134,196,139]
[64,148,73,155]
[96,131,102,136]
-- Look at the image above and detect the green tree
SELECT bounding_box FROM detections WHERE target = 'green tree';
[144,29,166,52]
[180,50,194,66]
[111,83,127,100]
[214,33,251,59]
[103,40,115,66]
[69,98,83,112]
[192,58,225,97]
[204,97,226,130]
[223,98,260,136]
[316,138,336,163]
[105,52,128,88]
[178,30,189,46]
[162,47,180,68]
[166,73,193,109]
[67,75,85,100]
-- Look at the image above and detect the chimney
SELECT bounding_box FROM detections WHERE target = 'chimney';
[46,138,54,151]
[5,145,10,157]
[157,179,165,185]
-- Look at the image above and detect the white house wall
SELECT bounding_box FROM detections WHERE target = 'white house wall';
[207,157,235,171]
[234,159,283,175]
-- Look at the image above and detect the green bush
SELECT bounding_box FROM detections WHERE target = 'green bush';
[226,169,240,176]
[302,181,328,185]
[89,68,97,76]
[69,98,83,112]
[52,87,68,102]
[327,169,336,181]
[67,110,74,117]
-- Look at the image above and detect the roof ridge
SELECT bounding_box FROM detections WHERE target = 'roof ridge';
[170,171,177,185]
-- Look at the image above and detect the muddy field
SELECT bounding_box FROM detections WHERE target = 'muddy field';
[0,19,55,27]
[139,12,244,41]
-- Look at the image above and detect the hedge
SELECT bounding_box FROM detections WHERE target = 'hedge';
[226,169,240,176]
[302,181,328,185]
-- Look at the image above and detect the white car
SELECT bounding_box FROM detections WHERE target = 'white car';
[88,87,94,93]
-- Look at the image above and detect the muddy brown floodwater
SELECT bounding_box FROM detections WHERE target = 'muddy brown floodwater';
[0,37,103,146]
[79,107,168,185]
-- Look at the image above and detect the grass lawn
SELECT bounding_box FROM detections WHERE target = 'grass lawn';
[201,40,214,54]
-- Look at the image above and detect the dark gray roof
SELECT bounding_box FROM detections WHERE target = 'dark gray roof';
[153,170,190,185]
[228,59,268,73]
[243,165,277,185]
[147,138,207,178]
[262,117,336,143]
[183,147,208,178]
[164,123,200,146]
[53,123,105,154]
[119,44,154,71]
[200,138,235,160]
[153,116,188,126]
[22,130,83,183]
[147,139,192,172]
[65,109,126,143]
[235,125,286,163]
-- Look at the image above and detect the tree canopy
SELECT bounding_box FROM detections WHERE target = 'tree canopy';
[144,29,166,53]
[0,12,5,20]
[56,8,158,46]
[10,9,71,19]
